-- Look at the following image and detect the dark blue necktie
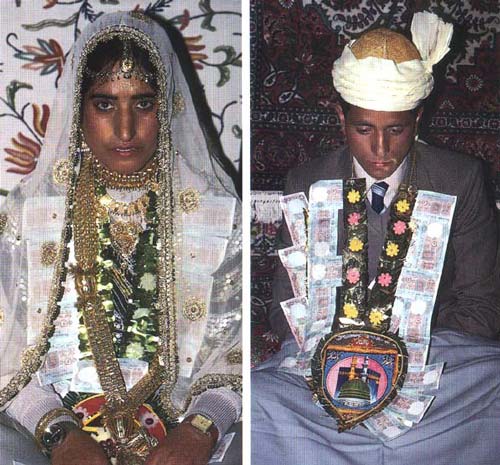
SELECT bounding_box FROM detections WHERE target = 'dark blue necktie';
[371,181,388,214]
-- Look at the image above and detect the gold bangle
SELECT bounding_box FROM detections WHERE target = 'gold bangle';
[34,407,81,451]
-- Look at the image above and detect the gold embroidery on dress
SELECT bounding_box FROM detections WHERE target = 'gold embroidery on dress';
[172,92,185,116]
[52,159,72,187]
[183,297,207,321]
[178,188,200,214]
[0,308,4,327]
[0,214,7,236]
[227,348,242,365]
[40,241,59,267]
[129,11,153,24]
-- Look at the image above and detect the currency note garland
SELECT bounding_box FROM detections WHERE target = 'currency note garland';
[278,175,455,437]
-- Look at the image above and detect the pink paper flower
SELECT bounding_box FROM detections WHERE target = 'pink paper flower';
[347,212,361,226]
[378,273,392,287]
[346,267,360,284]
[393,220,407,235]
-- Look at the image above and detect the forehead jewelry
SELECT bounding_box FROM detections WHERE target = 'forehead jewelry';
[85,40,154,84]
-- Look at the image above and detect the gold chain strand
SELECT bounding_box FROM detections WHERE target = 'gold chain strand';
[126,357,163,414]
[92,154,159,190]
[73,156,99,271]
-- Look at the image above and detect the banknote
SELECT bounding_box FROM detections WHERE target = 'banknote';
[413,191,456,219]
[405,341,430,369]
[364,409,411,441]
[280,296,309,350]
[52,379,71,399]
[280,193,309,247]
[209,432,235,463]
[401,303,432,344]
[70,358,149,393]
[396,270,439,300]
[304,284,338,355]
[389,298,404,333]
[308,181,342,261]
[37,343,80,385]
[412,221,450,273]
[388,391,435,424]
[279,246,307,297]
[403,362,445,391]
[306,181,343,354]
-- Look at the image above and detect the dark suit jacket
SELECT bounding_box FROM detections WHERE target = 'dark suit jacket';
[270,142,500,341]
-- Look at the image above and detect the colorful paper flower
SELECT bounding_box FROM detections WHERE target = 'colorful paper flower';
[343,303,358,319]
[378,273,392,287]
[393,220,407,235]
[349,238,364,252]
[346,267,360,284]
[396,199,410,213]
[347,189,361,203]
[386,242,399,257]
[369,310,384,325]
[347,212,361,226]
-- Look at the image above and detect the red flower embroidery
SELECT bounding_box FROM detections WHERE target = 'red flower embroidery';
[347,212,361,226]
[346,267,360,284]
[179,9,191,31]
[3,104,49,175]
[21,39,65,79]
[378,273,392,287]
[393,220,407,235]
[43,0,58,8]
[4,132,40,175]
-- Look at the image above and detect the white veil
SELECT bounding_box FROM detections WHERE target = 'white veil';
[0,11,241,416]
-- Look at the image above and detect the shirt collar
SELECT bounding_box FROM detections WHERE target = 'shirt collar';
[353,156,408,207]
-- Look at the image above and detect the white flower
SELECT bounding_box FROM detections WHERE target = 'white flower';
[125,342,144,359]
[139,273,156,291]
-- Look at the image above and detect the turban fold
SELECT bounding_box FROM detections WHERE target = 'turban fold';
[332,12,453,111]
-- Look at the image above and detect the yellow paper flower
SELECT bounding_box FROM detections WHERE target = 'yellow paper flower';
[386,242,399,257]
[396,199,410,213]
[347,189,361,203]
[369,310,384,325]
[343,303,358,319]
[349,238,364,252]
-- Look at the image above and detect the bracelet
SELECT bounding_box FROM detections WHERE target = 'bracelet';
[34,407,81,454]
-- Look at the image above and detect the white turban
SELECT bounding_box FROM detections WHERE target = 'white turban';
[332,12,453,111]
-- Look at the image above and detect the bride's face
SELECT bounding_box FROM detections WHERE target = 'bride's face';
[81,62,159,175]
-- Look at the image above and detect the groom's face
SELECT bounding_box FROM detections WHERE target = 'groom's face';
[336,104,422,180]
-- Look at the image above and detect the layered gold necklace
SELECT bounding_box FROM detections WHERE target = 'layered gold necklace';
[73,154,163,462]
[91,154,159,190]
[91,155,160,260]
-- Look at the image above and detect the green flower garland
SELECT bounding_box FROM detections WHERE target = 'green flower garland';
[78,187,160,363]
[340,179,416,332]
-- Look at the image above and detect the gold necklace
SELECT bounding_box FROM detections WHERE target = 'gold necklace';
[99,191,150,217]
[91,154,159,190]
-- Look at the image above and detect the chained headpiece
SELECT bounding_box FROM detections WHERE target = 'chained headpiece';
[85,39,154,84]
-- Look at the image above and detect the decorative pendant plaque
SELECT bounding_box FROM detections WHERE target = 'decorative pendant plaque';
[311,329,407,431]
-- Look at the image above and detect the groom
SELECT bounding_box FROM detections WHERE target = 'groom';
[253,13,500,465]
